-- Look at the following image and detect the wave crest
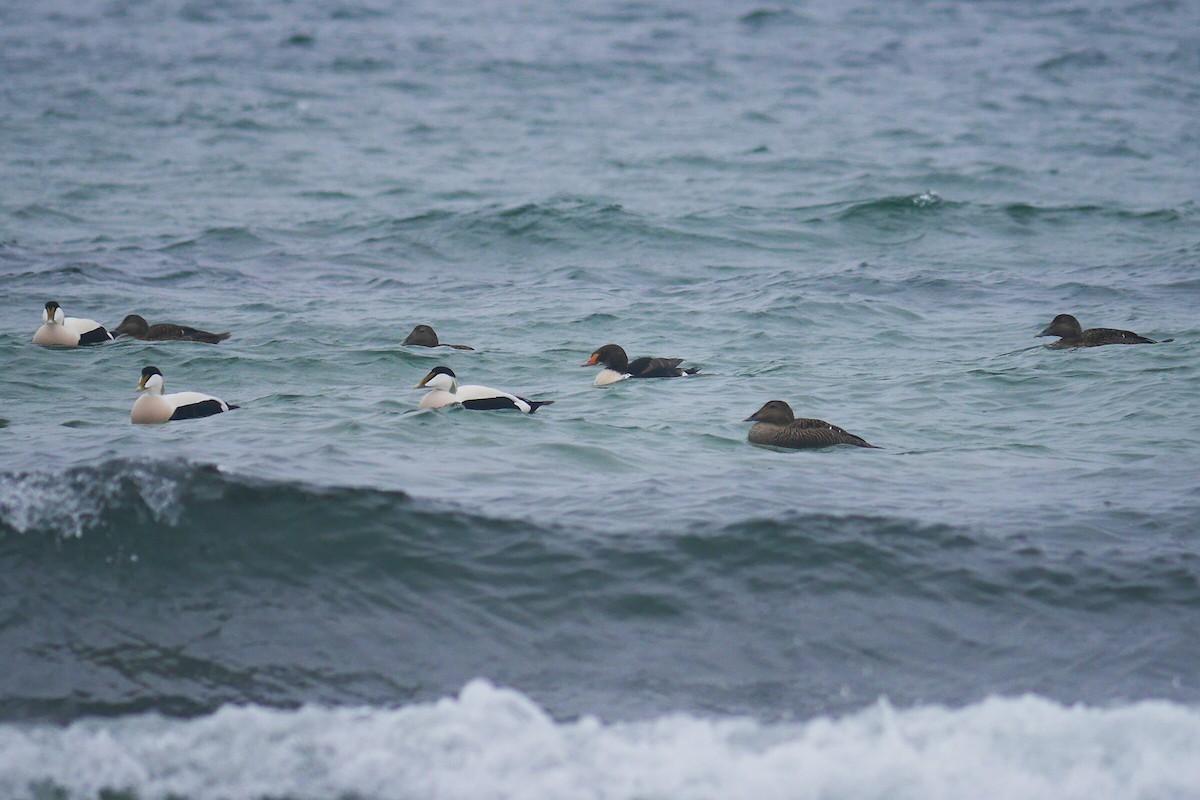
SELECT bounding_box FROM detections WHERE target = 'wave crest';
[0,460,193,538]
[1,681,1197,800]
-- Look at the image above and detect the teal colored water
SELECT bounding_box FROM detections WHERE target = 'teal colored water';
[2,1,1200,797]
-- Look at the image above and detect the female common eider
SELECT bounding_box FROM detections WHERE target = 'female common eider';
[1037,314,1166,348]
[744,400,879,449]
[415,366,552,413]
[131,366,238,424]
[32,301,114,347]
[402,325,474,350]
[113,314,230,344]
[582,344,700,387]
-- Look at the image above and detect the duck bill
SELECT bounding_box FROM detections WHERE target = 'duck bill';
[581,353,600,367]
[415,372,434,389]
[1035,327,1053,337]
[135,376,148,391]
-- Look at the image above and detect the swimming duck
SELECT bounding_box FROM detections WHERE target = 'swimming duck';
[32,301,113,347]
[415,366,552,413]
[744,400,878,449]
[131,366,238,424]
[113,314,230,344]
[1036,314,1164,348]
[402,325,474,350]
[582,344,700,387]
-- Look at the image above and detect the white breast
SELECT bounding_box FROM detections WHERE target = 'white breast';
[131,394,173,424]
[593,369,630,387]
[419,389,459,409]
[32,324,79,346]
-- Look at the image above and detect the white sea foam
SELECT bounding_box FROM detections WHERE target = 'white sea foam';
[1,680,1197,800]
[0,462,184,538]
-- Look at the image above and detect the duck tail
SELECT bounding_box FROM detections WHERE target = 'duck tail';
[684,367,701,375]
[527,400,555,413]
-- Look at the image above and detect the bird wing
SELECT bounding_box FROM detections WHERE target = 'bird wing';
[456,383,530,412]
[789,418,876,448]
[1082,328,1155,345]
[628,357,685,377]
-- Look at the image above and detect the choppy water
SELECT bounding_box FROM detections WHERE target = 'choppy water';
[2,1,1200,798]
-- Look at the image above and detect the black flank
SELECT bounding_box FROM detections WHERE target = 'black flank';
[169,400,229,421]
[461,397,523,411]
[77,326,114,345]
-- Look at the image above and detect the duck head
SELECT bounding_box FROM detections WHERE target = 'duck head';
[582,344,629,371]
[416,365,457,392]
[745,400,795,425]
[403,325,439,347]
[43,301,64,325]
[1037,314,1083,340]
[136,365,165,395]
[114,314,150,337]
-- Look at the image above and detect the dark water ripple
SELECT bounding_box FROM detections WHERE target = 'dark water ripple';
[1,460,1197,725]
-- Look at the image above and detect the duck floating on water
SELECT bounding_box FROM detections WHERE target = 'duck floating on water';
[415,366,552,413]
[744,400,879,450]
[582,344,700,386]
[131,366,238,424]
[402,325,474,350]
[32,301,113,347]
[113,314,230,343]
[1037,314,1167,348]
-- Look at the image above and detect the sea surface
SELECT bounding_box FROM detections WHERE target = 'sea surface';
[2,1,1200,798]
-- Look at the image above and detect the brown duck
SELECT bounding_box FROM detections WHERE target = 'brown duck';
[401,324,474,350]
[745,400,879,449]
[1036,314,1166,348]
[113,314,230,344]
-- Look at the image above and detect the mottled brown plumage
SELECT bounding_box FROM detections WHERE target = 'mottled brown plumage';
[113,314,230,344]
[1037,314,1159,349]
[744,400,878,450]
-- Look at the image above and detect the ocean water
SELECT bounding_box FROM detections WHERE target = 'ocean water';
[2,0,1200,798]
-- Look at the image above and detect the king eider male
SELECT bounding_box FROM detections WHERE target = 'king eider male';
[32,301,114,347]
[402,325,474,350]
[131,366,239,424]
[1036,314,1169,348]
[113,314,230,344]
[745,400,879,450]
[582,344,700,387]
[415,366,552,413]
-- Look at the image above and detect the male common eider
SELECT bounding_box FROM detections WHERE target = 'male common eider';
[131,366,238,424]
[415,366,552,413]
[402,325,474,350]
[32,301,114,347]
[113,314,230,344]
[582,344,700,387]
[745,400,879,449]
[1037,314,1166,348]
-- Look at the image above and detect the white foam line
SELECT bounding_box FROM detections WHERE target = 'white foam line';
[2,680,1199,800]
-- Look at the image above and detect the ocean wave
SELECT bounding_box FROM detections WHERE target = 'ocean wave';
[1,680,1197,800]
[0,460,192,539]
[3,460,1198,614]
